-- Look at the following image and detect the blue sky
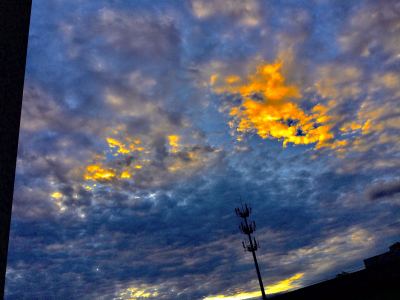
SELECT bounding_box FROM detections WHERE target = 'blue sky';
[6,0,400,299]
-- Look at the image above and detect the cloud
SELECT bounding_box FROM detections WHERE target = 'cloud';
[191,0,261,27]
[13,2,225,218]
[79,129,223,191]
[116,282,160,299]
[6,1,400,300]
[211,59,352,150]
[314,64,362,100]
[368,180,400,200]
[255,226,377,289]
[338,0,400,60]
[89,8,181,63]
[205,39,399,173]
[310,61,400,172]
[204,273,304,299]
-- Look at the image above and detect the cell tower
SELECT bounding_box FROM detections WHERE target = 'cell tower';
[235,203,267,300]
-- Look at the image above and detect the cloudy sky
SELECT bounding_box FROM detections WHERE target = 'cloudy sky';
[6,0,400,299]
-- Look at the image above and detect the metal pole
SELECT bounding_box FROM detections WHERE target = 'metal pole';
[244,217,267,299]
[235,204,267,300]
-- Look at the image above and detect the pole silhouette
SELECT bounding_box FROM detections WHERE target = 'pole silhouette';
[235,203,267,300]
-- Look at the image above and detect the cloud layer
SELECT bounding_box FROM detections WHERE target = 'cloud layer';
[6,1,400,299]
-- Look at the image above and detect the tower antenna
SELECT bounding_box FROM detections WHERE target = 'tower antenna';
[235,202,267,299]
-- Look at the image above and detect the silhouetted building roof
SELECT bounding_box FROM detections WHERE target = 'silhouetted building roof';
[271,242,400,300]
[364,242,400,269]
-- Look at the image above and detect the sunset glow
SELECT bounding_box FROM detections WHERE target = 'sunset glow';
[204,273,304,300]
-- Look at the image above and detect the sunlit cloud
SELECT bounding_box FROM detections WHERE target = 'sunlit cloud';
[115,284,159,300]
[168,135,181,153]
[266,273,304,294]
[120,170,132,179]
[311,49,400,167]
[80,127,221,189]
[84,164,117,181]
[50,191,67,212]
[50,191,63,199]
[106,136,145,156]
[315,65,362,100]
[203,290,261,300]
[212,60,350,150]
[79,130,149,188]
[203,273,304,300]
[278,227,375,276]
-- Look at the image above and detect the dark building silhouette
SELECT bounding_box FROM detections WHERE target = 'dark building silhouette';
[271,242,400,300]
[364,242,400,269]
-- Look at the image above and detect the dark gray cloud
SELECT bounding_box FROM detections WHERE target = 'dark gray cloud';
[368,180,400,200]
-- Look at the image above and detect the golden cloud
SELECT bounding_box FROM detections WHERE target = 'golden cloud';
[50,191,63,199]
[167,135,181,153]
[84,164,117,181]
[116,284,159,300]
[204,273,304,299]
[82,134,147,185]
[212,60,350,149]
[80,129,220,188]
[50,191,67,212]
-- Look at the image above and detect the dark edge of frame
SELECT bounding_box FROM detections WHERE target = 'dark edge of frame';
[0,1,32,298]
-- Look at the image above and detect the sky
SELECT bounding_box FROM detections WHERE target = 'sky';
[5,0,400,299]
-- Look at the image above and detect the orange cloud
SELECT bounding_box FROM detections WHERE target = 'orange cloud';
[82,133,148,185]
[106,136,145,156]
[81,130,219,187]
[84,164,117,181]
[212,60,349,150]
